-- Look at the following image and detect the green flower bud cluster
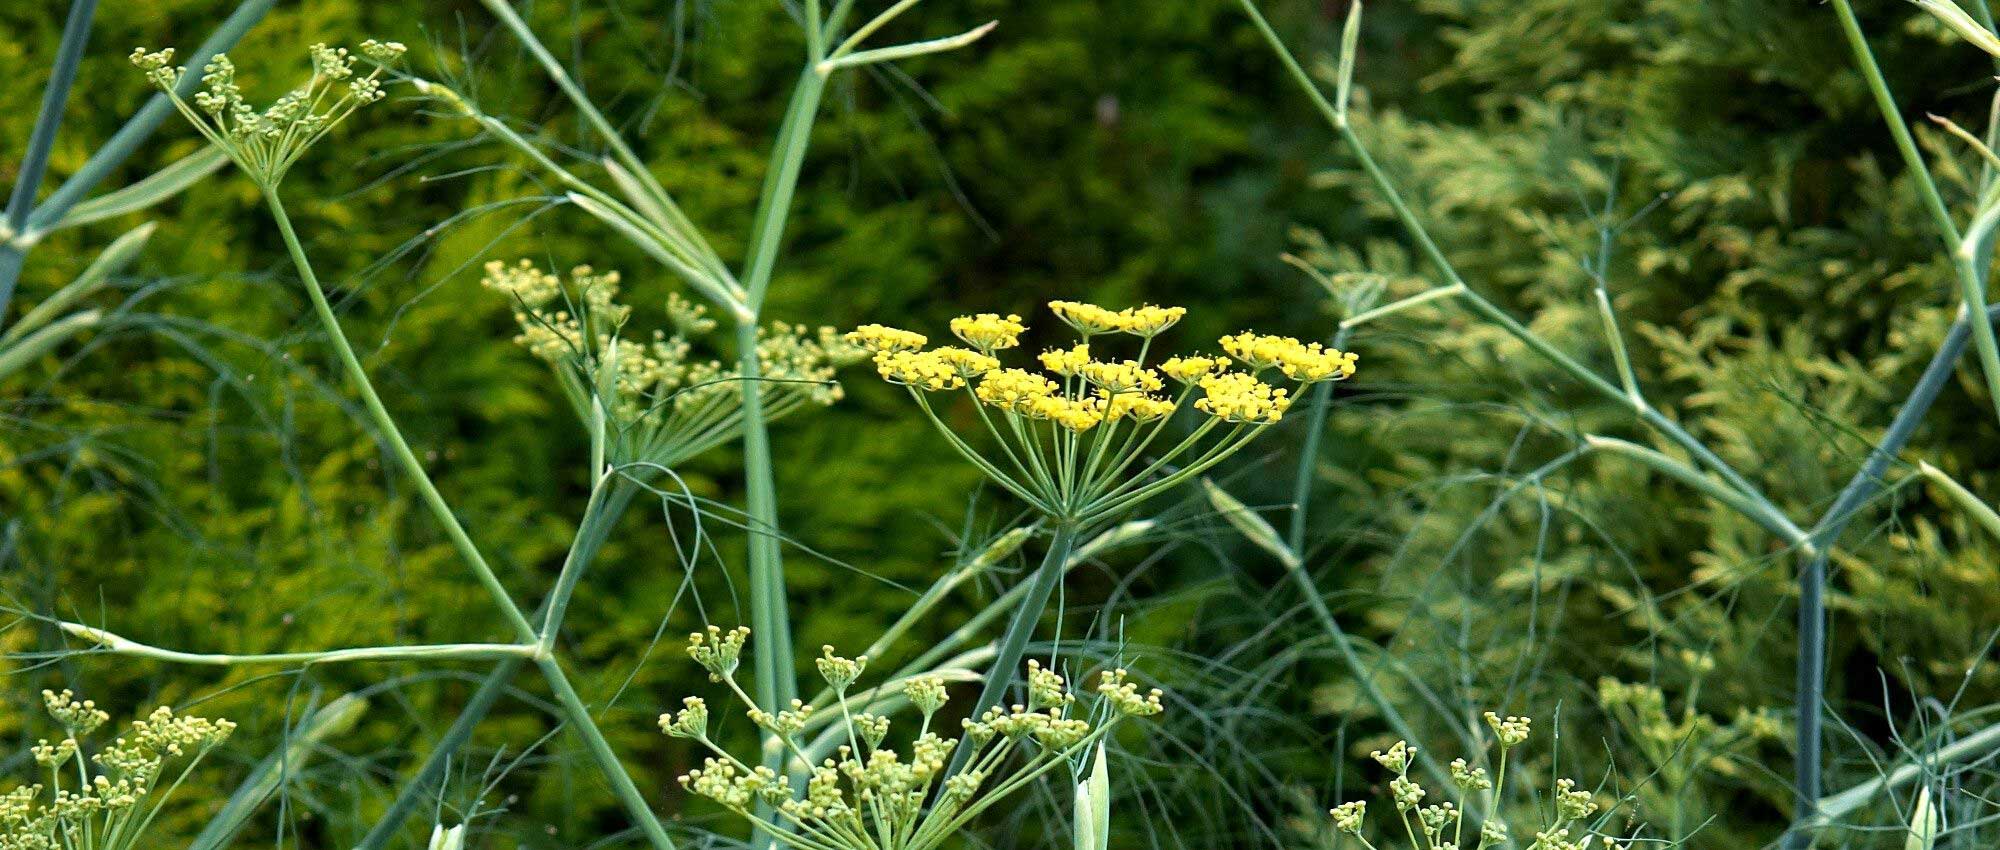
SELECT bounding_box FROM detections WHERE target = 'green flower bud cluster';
[2,694,233,850]
[1327,712,1638,850]
[132,40,406,188]
[661,627,1164,850]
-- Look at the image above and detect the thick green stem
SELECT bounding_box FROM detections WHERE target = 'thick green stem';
[734,66,829,826]
[1829,0,2000,428]
[535,655,677,850]
[942,524,1076,778]
[261,189,538,644]
[538,477,642,653]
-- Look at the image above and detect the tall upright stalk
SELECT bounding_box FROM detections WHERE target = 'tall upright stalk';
[942,523,1076,778]
[735,68,829,766]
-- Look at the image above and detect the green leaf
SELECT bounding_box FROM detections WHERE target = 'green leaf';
[0,309,102,382]
[2,221,153,346]
[1202,479,1300,570]
[44,147,229,235]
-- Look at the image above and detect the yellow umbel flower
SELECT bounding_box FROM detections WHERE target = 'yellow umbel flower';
[1276,342,1358,382]
[1027,394,1104,433]
[932,346,1001,379]
[486,259,855,466]
[1218,331,1359,383]
[875,350,964,391]
[1100,390,1175,422]
[1219,331,1298,371]
[1116,304,1187,336]
[1195,372,1292,424]
[849,324,928,353]
[863,298,1354,524]
[1048,300,1126,334]
[1160,355,1224,383]
[1039,343,1092,376]
[663,628,1164,850]
[976,368,1058,411]
[1080,360,1164,393]
[949,313,1027,351]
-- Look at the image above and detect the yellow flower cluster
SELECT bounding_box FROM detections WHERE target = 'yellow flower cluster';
[1194,372,1292,424]
[1220,332,1359,381]
[486,260,858,465]
[949,313,1026,351]
[1025,394,1106,433]
[1038,343,1092,376]
[874,349,966,391]
[1160,355,1224,383]
[1080,359,1164,393]
[932,346,1001,379]
[1049,300,1187,336]
[974,368,1058,410]
[850,323,927,353]
[1100,390,1174,422]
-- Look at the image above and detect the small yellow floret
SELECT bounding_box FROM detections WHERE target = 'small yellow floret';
[874,350,963,391]
[1080,360,1164,393]
[848,324,928,353]
[976,368,1059,411]
[1048,301,1125,335]
[949,313,1027,351]
[1038,343,1092,377]
[1161,355,1223,383]
[1195,372,1291,424]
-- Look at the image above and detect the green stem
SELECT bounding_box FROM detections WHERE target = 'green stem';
[942,523,1076,778]
[1237,0,1774,504]
[55,621,533,666]
[1830,0,2000,426]
[261,188,539,643]
[535,655,678,850]
[733,69,829,820]
[538,476,642,653]
[0,0,96,320]
[1289,328,1350,553]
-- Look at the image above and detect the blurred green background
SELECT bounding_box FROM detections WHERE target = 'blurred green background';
[6,0,2000,847]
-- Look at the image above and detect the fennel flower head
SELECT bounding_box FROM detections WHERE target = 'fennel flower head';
[1326,712,1641,850]
[661,627,1163,850]
[130,39,406,188]
[484,259,864,468]
[851,300,1356,527]
[2,691,234,850]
